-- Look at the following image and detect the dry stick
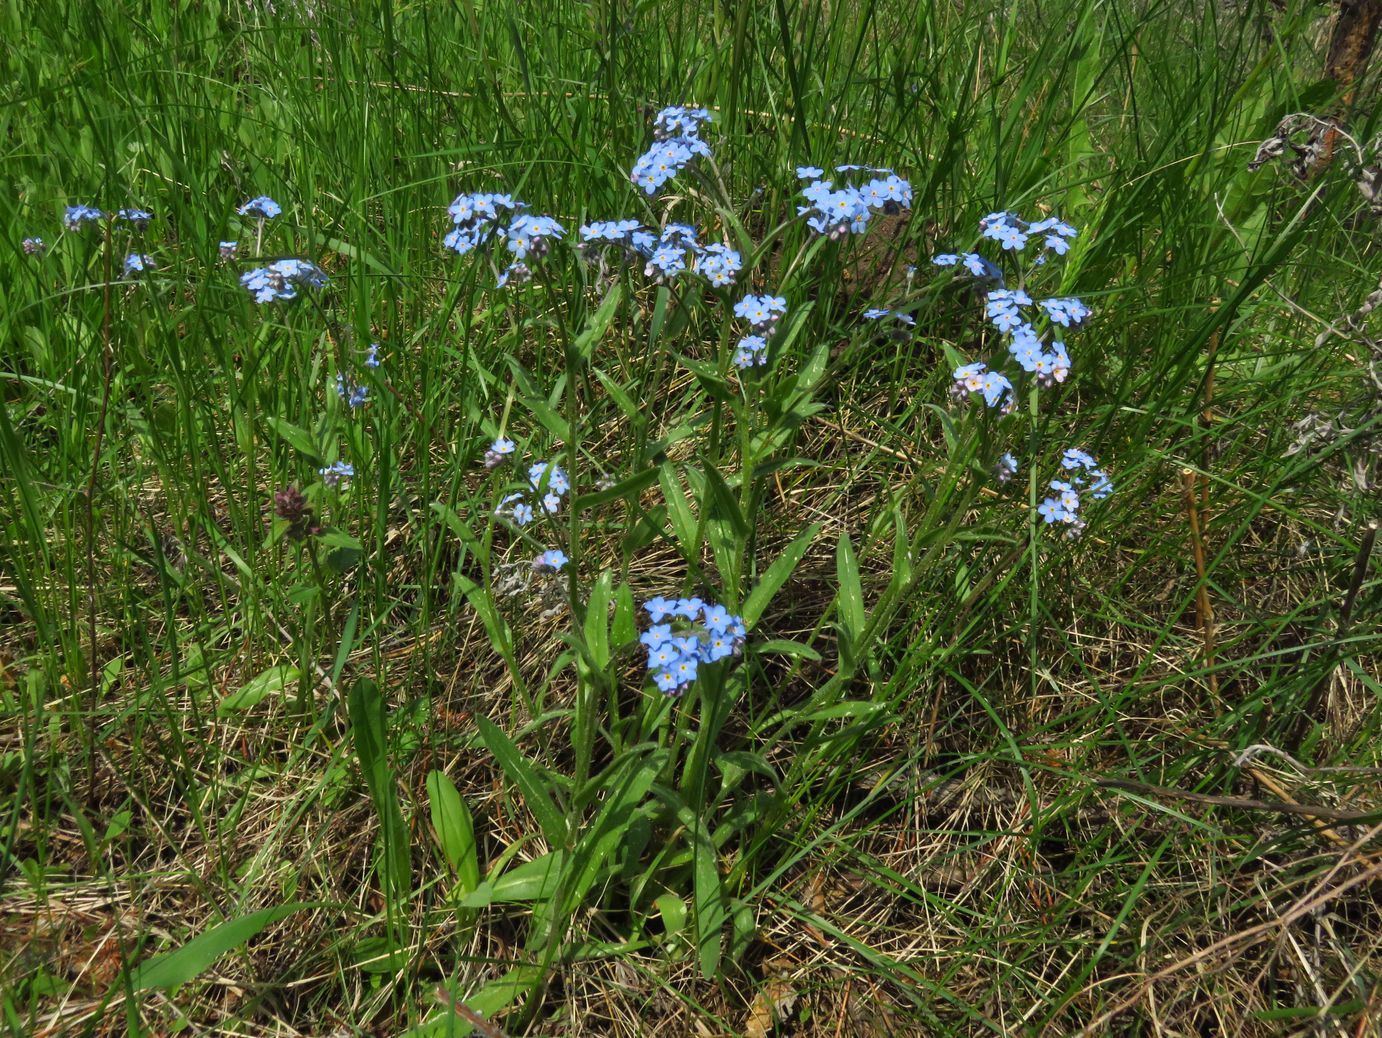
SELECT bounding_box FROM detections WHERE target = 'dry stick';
[1181,468,1218,698]
[1094,776,1382,825]
[1287,521,1379,755]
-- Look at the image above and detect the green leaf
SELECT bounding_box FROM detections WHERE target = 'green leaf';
[348,679,411,903]
[754,638,822,661]
[571,465,659,512]
[427,770,480,894]
[264,417,319,461]
[130,904,307,990]
[573,284,623,362]
[460,850,566,907]
[217,665,300,717]
[475,715,568,847]
[584,569,613,669]
[659,463,699,559]
[742,522,821,627]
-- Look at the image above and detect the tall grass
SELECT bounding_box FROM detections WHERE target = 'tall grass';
[2,0,1379,1034]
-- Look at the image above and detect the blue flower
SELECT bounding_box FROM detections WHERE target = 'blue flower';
[638,596,746,696]
[502,213,565,261]
[1040,297,1090,327]
[239,259,328,303]
[117,208,153,230]
[64,205,104,231]
[218,241,238,261]
[644,596,678,622]
[995,453,1019,483]
[22,237,46,255]
[335,373,369,409]
[640,623,674,648]
[320,460,354,487]
[528,461,569,497]
[694,243,742,287]
[365,343,382,368]
[484,437,516,468]
[122,253,154,277]
[796,165,825,180]
[533,549,569,572]
[238,196,282,220]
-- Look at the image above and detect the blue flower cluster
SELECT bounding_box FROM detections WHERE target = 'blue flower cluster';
[22,237,45,256]
[495,459,570,526]
[981,211,1077,256]
[533,549,568,573]
[932,251,1003,280]
[797,165,912,238]
[239,258,329,303]
[936,213,1090,410]
[951,362,1015,411]
[578,219,741,289]
[497,213,566,287]
[443,192,523,255]
[238,196,282,220]
[117,208,153,230]
[639,597,747,695]
[484,436,517,469]
[319,460,354,488]
[218,241,238,261]
[123,253,154,277]
[64,205,104,231]
[1036,449,1113,538]
[335,373,368,409]
[732,293,787,369]
[630,106,712,195]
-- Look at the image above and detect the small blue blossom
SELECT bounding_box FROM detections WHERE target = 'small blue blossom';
[117,208,153,230]
[64,205,105,231]
[22,237,46,256]
[496,493,534,526]
[533,549,568,572]
[693,243,742,287]
[335,373,369,409]
[218,241,238,261]
[239,258,328,303]
[484,437,516,468]
[320,460,354,488]
[123,253,154,277]
[640,596,747,696]
[796,165,825,180]
[528,461,570,497]
[238,196,282,220]
[734,293,787,332]
[502,213,565,261]
[364,343,382,368]
[995,453,1019,484]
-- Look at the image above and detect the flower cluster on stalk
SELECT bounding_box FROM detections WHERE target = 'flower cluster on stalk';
[640,597,747,695]
[732,292,787,369]
[240,258,328,303]
[1037,449,1113,538]
[797,165,912,238]
[630,106,713,195]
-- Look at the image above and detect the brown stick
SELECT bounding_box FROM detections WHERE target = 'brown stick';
[1095,776,1381,825]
